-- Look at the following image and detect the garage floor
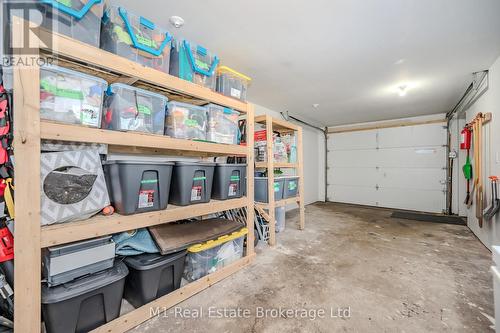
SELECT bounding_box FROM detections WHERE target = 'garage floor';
[131,202,493,333]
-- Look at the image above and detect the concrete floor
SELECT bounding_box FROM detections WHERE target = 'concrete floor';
[131,202,494,333]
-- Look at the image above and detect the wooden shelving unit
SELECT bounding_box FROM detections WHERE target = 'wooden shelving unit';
[11,18,255,333]
[254,115,305,246]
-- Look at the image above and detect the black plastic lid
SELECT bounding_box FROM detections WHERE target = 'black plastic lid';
[105,160,174,166]
[216,163,247,167]
[124,250,187,271]
[174,161,215,166]
[41,261,128,304]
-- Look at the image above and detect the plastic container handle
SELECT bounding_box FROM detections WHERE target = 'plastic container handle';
[41,0,102,20]
[118,7,172,57]
[183,40,219,77]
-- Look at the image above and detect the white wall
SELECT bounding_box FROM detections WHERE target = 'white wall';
[253,104,325,206]
[462,55,500,250]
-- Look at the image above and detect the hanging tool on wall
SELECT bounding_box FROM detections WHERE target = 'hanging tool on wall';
[484,176,500,220]
[461,126,472,205]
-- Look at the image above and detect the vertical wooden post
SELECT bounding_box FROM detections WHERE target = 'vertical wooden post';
[265,115,276,246]
[245,104,255,255]
[297,127,305,230]
[12,17,42,333]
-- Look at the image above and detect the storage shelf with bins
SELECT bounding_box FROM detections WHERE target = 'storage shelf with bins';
[12,19,255,333]
[254,115,305,246]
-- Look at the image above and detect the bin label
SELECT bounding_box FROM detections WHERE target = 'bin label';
[288,181,297,191]
[138,190,154,208]
[228,183,238,197]
[230,88,242,99]
[191,186,202,201]
[274,182,280,192]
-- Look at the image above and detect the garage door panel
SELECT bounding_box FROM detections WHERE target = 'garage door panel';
[378,168,446,191]
[330,167,380,187]
[376,146,446,168]
[378,123,447,148]
[328,130,377,150]
[377,188,445,213]
[329,149,379,167]
[327,185,378,206]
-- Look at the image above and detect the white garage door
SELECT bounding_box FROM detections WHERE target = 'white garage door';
[327,123,447,213]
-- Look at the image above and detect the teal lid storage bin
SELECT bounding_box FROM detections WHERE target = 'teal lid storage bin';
[100,2,172,73]
[38,0,104,47]
[169,39,219,91]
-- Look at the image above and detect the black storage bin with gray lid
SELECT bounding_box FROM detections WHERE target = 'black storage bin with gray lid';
[123,250,187,308]
[254,177,285,203]
[104,160,174,215]
[212,164,246,200]
[283,176,299,198]
[41,261,128,333]
[169,162,215,206]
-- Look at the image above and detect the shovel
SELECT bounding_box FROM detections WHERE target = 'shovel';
[463,153,472,205]
[484,176,500,220]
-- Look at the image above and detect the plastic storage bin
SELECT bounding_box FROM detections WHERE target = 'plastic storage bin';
[183,228,247,282]
[206,104,240,144]
[101,3,172,73]
[216,66,251,101]
[165,102,207,140]
[123,250,186,308]
[104,160,173,215]
[254,177,285,203]
[212,164,246,200]
[103,83,167,134]
[37,0,104,47]
[169,162,215,206]
[170,39,219,90]
[40,65,107,127]
[275,207,285,233]
[282,176,299,198]
[41,261,128,333]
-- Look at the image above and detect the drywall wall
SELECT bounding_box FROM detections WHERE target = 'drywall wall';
[253,104,326,206]
[462,55,500,250]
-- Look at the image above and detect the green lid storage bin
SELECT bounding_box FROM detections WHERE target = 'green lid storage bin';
[212,163,246,200]
[41,261,128,333]
[40,65,107,127]
[103,83,167,134]
[254,177,285,203]
[100,2,172,73]
[103,160,174,215]
[169,162,215,206]
[170,39,219,90]
[206,104,240,144]
[123,250,187,308]
[165,101,207,140]
[282,176,299,198]
[37,0,104,47]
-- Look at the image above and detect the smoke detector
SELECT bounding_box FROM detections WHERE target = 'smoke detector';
[169,16,185,28]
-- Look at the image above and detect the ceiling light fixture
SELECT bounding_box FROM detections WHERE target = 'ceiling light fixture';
[169,16,185,28]
[398,85,407,97]
[312,103,320,108]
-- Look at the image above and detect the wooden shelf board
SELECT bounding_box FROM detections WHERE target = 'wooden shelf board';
[39,30,248,113]
[92,253,255,333]
[41,197,248,247]
[254,115,299,131]
[255,197,301,208]
[255,162,298,168]
[40,121,247,157]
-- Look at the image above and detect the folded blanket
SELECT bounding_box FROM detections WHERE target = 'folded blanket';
[112,228,159,256]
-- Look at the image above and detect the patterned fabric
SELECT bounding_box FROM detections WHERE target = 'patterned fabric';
[41,140,108,154]
[40,150,110,225]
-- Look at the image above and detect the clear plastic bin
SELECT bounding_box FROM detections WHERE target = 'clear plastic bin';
[206,104,240,144]
[103,83,167,134]
[37,0,103,47]
[183,228,247,282]
[165,101,207,140]
[170,40,219,90]
[40,65,107,127]
[216,66,251,101]
[100,3,172,73]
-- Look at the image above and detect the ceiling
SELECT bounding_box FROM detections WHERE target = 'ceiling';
[119,0,500,126]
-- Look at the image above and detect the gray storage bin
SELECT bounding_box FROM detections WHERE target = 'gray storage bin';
[104,160,173,215]
[254,177,285,203]
[43,236,115,287]
[42,261,128,333]
[100,2,172,73]
[169,162,215,206]
[212,164,246,200]
[283,176,299,198]
[37,0,103,47]
[40,65,107,128]
[103,83,167,134]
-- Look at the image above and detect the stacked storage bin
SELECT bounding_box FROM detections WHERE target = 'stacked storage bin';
[169,162,215,206]
[212,164,247,200]
[206,104,240,144]
[170,40,219,90]
[216,66,251,101]
[101,3,172,73]
[165,102,207,140]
